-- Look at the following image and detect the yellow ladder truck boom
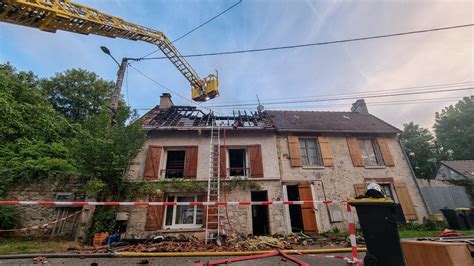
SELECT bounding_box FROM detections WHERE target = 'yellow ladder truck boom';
[0,0,218,102]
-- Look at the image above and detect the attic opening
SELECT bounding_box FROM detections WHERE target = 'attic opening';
[165,150,185,178]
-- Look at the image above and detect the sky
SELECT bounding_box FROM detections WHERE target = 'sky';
[0,0,473,130]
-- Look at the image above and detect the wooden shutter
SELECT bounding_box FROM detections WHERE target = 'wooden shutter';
[144,193,165,230]
[288,136,302,167]
[143,145,162,180]
[249,145,264,178]
[318,136,334,167]
[183,146,198,179]
[298,184,317,233]
[220,145,227,178]
[354,183,367,197]
[377,137,395,167]
[346,137,364,167]
[394,182,418,221]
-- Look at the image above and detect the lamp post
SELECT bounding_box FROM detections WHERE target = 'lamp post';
[100,46,140,126]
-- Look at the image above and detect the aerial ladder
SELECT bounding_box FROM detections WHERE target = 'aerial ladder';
[0,0,219,102]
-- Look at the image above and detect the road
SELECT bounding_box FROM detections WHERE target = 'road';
[0,252,363,265]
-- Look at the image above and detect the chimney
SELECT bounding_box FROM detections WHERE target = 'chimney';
[159,93,173,110]
[351,99,369,114]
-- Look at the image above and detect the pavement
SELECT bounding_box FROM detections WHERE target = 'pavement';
[0,252,364,265]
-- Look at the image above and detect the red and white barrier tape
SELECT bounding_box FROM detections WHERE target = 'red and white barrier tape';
[0,200,343,206]
[0,210,82,232]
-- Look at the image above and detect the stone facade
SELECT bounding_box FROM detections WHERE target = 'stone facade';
[277,133,428,233]
[2,177,91,240]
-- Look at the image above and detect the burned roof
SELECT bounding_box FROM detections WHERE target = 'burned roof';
[440,160,474,178]
[141,105,274,130]
[266,110,400,134]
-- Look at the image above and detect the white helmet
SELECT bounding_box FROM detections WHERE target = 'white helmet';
[367,183,382,193]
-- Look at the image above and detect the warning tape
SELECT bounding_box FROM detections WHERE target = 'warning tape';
[346,203,360,264]
[0,210,82,232]
[0,200,343,206]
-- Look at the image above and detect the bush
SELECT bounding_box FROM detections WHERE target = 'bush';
[399,218,448,231]
[87,206,117,241]
[0,205,21,229]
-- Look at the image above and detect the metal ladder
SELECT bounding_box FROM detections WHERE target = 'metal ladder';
[205,120,223,244]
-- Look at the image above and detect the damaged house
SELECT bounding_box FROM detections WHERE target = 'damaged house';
[122,94,427,239]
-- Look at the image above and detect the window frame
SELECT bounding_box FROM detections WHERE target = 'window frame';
[227,147,250,177]
[163,194,204,229]
[162,148,186,179]
[357,138,384,167]
[298,137,323,167]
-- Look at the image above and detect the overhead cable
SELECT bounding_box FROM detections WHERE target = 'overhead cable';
[141,24,474,60]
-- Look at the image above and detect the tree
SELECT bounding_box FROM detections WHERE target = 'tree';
[400,122,438,178]
[434,96,474,160]
[0,64,76,195]
[41,69,114,123]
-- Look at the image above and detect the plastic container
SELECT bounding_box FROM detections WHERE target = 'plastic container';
[93,232,109,246]
[440,208,470,230]
[349,198,406,266]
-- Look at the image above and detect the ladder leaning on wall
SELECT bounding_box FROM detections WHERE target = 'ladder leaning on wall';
[205,120,224,244]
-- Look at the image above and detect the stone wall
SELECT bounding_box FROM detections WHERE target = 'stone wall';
[277,133,428,232]
[2,177,91,240]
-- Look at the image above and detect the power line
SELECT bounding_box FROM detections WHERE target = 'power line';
[140,24,474,60]
[138,0,242,60]
[204,87,474,108]
[210,81,473,105]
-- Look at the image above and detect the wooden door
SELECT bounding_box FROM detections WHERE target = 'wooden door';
[298,184,317,233]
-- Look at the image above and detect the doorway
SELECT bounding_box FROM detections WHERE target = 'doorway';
[251,191,269,235]
[287,185,304,232]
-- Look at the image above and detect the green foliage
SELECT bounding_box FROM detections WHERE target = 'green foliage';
[399,218,448,231]
[400,122,439,178]
[0,205,21,229]
[41,69,114,123]
[224,177,262,191]
[88,206,117,239]
[84,178,106,198]
[434,96,474,160]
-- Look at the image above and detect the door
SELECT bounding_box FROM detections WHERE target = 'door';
[287,185,304,232]
[298,184,318,233]
[251,191,270,235]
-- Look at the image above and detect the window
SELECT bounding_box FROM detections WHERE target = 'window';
[164,195,204,228]
[228,149,248,176]
[299,138,323,166]
[357,138,383,166]
[164,150,185,178]
[381,184,395,201]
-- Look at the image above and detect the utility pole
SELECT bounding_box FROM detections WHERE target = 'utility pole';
[100,46,140,126]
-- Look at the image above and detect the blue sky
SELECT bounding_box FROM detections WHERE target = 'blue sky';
[0,0,472,129]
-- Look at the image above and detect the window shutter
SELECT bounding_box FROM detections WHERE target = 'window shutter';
[144,193,165,230]
[144,145,162,180]
[377,137,395,167]
[288,136,302,167]
[354,183,367,197]
[220,145,227,178]
[346,137,364,167]
[394,182,418,221]
[298,184,317,233]
[249,145,264,178]
[184,146,198,179]
[318,136,334,167]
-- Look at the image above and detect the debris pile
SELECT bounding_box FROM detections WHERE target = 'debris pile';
[76,232,364,254]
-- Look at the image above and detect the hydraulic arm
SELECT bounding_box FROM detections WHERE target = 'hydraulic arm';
[0,0,218,101]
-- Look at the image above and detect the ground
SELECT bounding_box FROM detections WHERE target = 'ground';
[0,253,361,266]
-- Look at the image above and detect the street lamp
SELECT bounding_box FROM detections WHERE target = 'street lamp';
[100,46,140,126]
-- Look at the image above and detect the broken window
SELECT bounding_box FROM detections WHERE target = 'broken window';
[228,149,248,176]
[164,150,185,178]
[299,138,322,166]
[357,138,383,166]
[164,195,204,228]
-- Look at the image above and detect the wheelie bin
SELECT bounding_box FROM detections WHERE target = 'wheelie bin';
[440,208,471,230]
[349,198,406,266]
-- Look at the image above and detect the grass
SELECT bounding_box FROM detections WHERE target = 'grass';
[0,239,80,255]
[399,230,474,238]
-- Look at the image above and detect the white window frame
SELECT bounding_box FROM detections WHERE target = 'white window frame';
[163,148,186,179]
[298,138,323,166]
[163,194,204,229]
[357,138,384,166]
[380,184,399,202]
[227,147,249,177]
